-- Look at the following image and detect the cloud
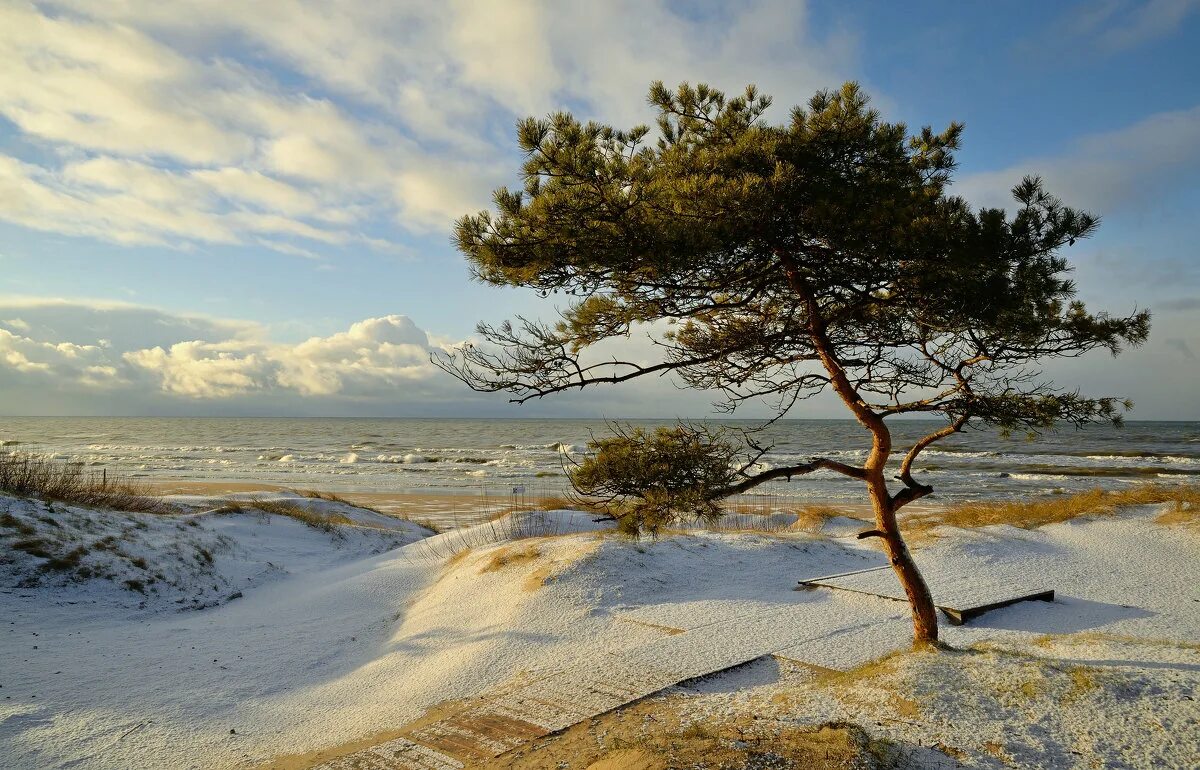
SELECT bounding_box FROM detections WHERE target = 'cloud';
[1159,297,1200,311]
[0,1,856,249]
[953,104,1200,214]
[125,315,444,399]
[1016,0,1199,61]
[1164,338,1196,360]
[1067,0,1198,54]
[0,299,458,404]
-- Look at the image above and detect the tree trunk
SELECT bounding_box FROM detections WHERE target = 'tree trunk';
[780,256,939,646]
[867,466,939,645]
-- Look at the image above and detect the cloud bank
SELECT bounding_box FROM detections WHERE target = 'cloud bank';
[0,1,854,255]
[0,300,459,409]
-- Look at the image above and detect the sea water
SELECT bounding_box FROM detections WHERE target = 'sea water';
[1,417,1197,502]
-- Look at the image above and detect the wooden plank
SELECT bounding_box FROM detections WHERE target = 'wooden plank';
[939,589,1055,625]
[795,565,891,585]
[798,568,1054,626]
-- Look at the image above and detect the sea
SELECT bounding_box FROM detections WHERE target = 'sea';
[2,417,1198,504]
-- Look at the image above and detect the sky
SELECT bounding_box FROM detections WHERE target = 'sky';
[1,0,1198,419]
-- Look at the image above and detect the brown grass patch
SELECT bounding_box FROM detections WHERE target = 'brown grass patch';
[535,495,605,513]
[905,484,1200,539]
[1032,631,1200,653]
[215,498,353,532]
[789,504,852,533]
[1065,666,1101,703]
[807,648,911,688]
[478,543,542,573]
[981,741,1009,761]
[291,489,355,504]
[1155,505,1199,529]
[487,697,872,770]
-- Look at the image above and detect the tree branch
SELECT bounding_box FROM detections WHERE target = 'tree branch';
[891,414,968,510]
[716,457,866,497]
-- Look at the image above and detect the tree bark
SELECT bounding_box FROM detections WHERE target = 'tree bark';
[868,462,940,645]
[779,252,939,646]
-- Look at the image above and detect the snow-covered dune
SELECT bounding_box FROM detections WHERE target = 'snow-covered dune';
[1,494,1197,769]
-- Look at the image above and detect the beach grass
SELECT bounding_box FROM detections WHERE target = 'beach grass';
[906,483,1199,537]
[213,497,354,532]
[0,452,169,513]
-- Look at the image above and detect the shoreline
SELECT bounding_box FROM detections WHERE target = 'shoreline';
[144,478,945,525]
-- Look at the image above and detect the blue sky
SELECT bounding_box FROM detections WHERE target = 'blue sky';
[1,0,1198,418]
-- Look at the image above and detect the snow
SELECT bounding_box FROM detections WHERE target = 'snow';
[1,494,1197,769]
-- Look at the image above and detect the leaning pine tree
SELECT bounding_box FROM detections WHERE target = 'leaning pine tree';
[436,82,1150,646]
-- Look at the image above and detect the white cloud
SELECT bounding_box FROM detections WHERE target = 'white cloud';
[1072,0,1198,53]
[0,327,116,381]
[124,315,444,399]
[953,104,1200,214]
[0,1,856,249]
[0,299,455,402]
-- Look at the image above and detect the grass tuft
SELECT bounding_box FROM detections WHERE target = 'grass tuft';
[789,505,852,533]
[478,543,542,573]
[214,497,354,532]
[0,452,169,513]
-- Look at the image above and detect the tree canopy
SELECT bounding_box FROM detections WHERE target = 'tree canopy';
[436,81,1150,644]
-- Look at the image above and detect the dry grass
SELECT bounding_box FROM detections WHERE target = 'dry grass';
[492,700,875,770]
[806,648,911,688]
[789,504,853,533]
[290,489,387,515]
[1155,505,1200,529]
[906,484,1200,539]
[1032,631,1200,653]
[478,542,542,573]
[0,452,169,513]
[214,498,353,533]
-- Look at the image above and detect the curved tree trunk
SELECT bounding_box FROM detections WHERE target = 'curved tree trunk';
[867,469,939,645]
[864,433,939,646]
[781,255,939,645]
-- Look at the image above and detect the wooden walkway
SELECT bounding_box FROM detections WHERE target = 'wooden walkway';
[310,564,1057,768]
[309,599,904,769]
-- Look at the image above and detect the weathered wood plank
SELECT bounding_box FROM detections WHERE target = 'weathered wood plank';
[797,567,1054,625]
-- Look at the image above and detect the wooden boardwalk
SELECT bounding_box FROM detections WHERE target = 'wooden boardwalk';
[310,564,1056,768]
[309,598,904,769]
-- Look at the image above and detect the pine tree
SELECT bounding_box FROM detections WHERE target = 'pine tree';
[436,82,1150,645]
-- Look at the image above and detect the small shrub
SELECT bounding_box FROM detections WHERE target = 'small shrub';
[39,545,89,572]
[0,511,36,536]
[12,537,53,559]
[568,423,744,535]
